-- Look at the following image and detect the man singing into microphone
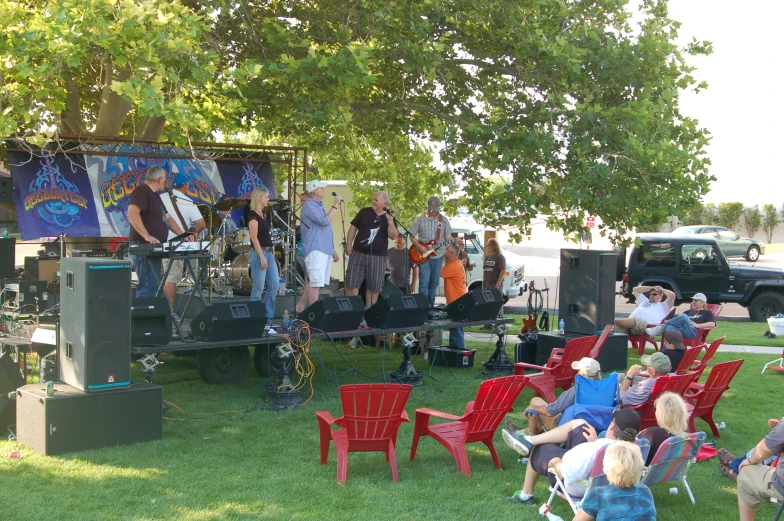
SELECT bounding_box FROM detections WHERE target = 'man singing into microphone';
[345,192,398,308]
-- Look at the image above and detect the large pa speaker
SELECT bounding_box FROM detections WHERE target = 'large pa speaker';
[0,176,12,203]
[0,351,24,395]
[0,238,15,279]
[131,297,171,347]
[301,296,365,332]
[192,301,266,341]
[446,288,504,322]
[559,249,617,335]
[59,258,132,392]
[533,331,628,372]
[16,382,163,456]
[365,293,429,329]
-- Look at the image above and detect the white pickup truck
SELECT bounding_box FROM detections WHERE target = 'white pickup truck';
[436,221,526,302]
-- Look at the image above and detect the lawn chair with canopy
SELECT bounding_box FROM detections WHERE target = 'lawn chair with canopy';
[640,431,706,504]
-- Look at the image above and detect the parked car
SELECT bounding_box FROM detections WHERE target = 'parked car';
[621,233,784,322]
[672,225,765,262]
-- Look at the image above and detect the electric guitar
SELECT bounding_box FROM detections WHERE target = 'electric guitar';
[521,280,538,334]
[408,238,456,265]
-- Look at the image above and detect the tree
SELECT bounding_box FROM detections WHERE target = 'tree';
[716,202,744,231]
[704,203,718,225]
[680,202,707,226]
[1,0,713,241]
[743,205,762,238]
[763,204,780,243]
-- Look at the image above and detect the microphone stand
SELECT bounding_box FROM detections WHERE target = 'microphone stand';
[338,200,348,294]
[390,212,414,294]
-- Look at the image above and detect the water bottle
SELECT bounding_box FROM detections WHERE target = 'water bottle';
[283,309,290,329]
[2,228,7,239]
[718,421,726,430]
[278,278,286,295]
[558,319,565,335]
[669,487,678,495]
[227,288,233,298]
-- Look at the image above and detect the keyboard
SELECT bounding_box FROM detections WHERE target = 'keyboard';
[128,240,212,257]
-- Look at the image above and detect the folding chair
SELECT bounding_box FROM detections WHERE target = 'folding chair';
[558,372,620,432]
[541,438,651,514]
[640,432,706,504]
[762,349,784,375]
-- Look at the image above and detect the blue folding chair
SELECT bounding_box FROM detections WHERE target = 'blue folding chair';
[559,372,620,432]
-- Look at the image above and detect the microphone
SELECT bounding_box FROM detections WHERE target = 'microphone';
[383,206,394,215]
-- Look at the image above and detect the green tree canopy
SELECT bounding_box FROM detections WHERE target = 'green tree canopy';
[716,202,744,231]
[1,0,713,240]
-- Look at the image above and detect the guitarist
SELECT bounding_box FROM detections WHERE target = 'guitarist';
[409,196,454,309]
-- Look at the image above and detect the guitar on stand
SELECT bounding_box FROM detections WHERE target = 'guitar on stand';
[408,238,456,265]
[521,280,538,335]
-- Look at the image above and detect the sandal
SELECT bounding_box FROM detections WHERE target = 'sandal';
[717,448,735,467]
[769,418,780,430]
[719,462,738,480]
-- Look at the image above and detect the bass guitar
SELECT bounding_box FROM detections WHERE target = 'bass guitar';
[408,238,455,265]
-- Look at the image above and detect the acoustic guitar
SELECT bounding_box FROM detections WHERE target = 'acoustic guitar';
[408,238,456,265]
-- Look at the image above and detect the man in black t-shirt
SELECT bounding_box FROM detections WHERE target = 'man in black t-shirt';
[645,292,717,339]
[127,166,188,298]
[345,191,399,308]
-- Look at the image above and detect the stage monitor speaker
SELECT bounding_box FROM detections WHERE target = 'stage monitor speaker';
[131,297,171,347]
[0,351,24,395]
[301,296,365,332]
[192,301,266,341]
[0,238,15,279]
[0,176,12,203]
[446,288,504,323]
[16,382,163,456]
[365,293,429,329]
[59,258,132,392]
[559,249,617,335]
[24,256,59,284]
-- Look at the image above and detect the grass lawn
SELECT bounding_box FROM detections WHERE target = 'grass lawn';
[0,337,781,521]
[466,314,784,347]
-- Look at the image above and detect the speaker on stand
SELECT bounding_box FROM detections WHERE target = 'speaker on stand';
[446,288,504,323]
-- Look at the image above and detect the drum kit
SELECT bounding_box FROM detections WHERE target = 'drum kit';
[200,196,298,295]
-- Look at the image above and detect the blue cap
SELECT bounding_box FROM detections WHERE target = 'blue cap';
[172,172,191,187]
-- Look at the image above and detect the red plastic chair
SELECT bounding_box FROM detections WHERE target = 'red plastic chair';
[590,324,615,359]
[409,375,527,476]
[684,359,744,437]
[629,308,676,355]
[682,304,723,348]
[316,383,412,483]
[630,373,698,431]
[674,345,705,375]
[513,335,597,403]
[689,336,726,382]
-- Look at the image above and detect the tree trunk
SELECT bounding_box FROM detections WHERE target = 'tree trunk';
[93,62,132,138]
[59,75,85,136]
[139,116,167,141]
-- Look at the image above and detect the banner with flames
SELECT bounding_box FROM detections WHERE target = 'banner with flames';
[9,145,276,240]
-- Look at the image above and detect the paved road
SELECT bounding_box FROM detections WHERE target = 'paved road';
[501,245,784,319]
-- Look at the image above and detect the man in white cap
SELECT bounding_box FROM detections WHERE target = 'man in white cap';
[645,292,717,339]
[295,180,343,313]
[504,357,603,436]
[409,196,454,309]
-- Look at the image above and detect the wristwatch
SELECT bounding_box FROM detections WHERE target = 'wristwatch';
[624,375,633,382]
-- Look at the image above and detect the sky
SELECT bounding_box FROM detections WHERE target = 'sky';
[668,0,783,207]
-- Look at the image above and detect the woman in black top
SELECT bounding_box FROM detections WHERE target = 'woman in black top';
[247,187,279,330]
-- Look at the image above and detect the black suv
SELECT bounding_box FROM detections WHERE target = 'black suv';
[621,233,784,322]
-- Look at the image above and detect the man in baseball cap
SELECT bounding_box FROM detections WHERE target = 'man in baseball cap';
[571,357,601,378]
[305,179,328,193]
[409,195,454,311]
[645,291,717,339]
[620,351,673,407]
[661,329,687,371]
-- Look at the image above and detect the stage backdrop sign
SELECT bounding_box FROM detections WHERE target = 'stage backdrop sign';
[9,146,276,240]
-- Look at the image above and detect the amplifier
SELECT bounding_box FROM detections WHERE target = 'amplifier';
[16,382,163,456]
[365,293,429,329]
[24,257,59,284]
[192,301,266,341]
[301,296,365,333]
[131,297,171,347]
[446,288,504,322]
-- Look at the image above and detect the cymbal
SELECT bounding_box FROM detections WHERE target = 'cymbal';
[261,200,291,214]
[214,196,249,211]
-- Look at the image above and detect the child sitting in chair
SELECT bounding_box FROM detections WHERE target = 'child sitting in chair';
[573,441,656,521]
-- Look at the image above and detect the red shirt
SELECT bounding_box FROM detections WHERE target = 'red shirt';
[441,258,467,304]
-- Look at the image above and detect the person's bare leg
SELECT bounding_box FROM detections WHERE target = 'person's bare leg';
[296,286,320,313]
[367,290,379,308]
[615,318,637,329]
[738,494,758,521]
[164,281,176,309]
[525,397,551,435]
[521,460,540,495]
[345,288,359,297]
[548,457,563,480]
[529,419,587,446]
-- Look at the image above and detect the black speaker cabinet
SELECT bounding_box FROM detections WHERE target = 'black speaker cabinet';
[192,301,266,341]
[0,351,24,395]
[559,249,617,335]
[132,297,171,347]
[16,382,163,456]
[24,256,59,284]
[0,176,13,203]
[365,293,429,329]
[301,296,365,332]
[446,288,504,323]
[534,331,628,372]
[0,238,15,279]
[59,258,132,392]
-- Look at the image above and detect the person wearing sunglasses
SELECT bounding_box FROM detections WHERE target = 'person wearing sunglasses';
[614,284,675,336]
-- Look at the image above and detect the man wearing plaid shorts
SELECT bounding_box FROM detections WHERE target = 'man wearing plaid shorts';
[345,192,398,307]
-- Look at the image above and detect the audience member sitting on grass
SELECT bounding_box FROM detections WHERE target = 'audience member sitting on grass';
[660,330,687,372]
[718,418,781,480]
[737,417,784,521]
[572,441,656,521]
[614,285,675,336]
[637,392,689,465]
[619,352,673,407]
[503,409,640,505]
[504,357,603,436]
[645,292,717,339]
